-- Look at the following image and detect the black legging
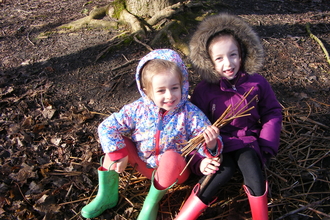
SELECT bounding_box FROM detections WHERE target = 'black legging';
[198,147,265,204]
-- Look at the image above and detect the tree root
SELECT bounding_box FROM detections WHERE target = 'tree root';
[120,9,145,34]
[151,20,189,55]
[56,0,223,58]
[146,2,185,26]
[57,4,117,32]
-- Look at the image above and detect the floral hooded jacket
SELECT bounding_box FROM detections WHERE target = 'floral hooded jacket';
[189,14,283,165]
[98,49,222,169]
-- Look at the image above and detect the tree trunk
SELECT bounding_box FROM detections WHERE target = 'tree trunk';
[125,0,180,17]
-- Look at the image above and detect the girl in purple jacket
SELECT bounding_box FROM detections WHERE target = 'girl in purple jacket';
[174,14,282,220]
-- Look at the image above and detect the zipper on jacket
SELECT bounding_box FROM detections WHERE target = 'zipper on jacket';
[154,110,166,166]
[227,72,241,91]
[211,104,216,122]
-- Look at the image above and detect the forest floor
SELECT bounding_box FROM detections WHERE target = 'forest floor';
[1,0,330,219]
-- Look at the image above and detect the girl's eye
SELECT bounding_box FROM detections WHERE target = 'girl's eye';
[172,86,179,90]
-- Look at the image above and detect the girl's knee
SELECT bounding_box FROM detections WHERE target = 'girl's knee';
[161,150,187,168]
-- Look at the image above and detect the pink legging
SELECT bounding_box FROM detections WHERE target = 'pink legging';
[103,137,190,190]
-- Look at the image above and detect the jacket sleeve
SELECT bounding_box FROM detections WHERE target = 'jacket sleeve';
[186,150,204,176]
[185,102,223,158]
[257,77,283,157]
[106,148,129,161]
[98,104,135,154]
[203,138,223,157]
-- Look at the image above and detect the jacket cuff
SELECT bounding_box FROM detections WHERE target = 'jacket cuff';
[204,139,223,157]
[186,151,204,176]
[261,146,275,157]
[107,147,128,161]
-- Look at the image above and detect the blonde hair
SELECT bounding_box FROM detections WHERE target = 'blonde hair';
[141,59,183,98]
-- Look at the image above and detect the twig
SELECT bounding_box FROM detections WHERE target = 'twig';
[298,116,329,129]
[69,209,83,220]
[265,167,288,182]
[59,196,96,206]
[310,98,330,107]
[118,164,137,205]
[306,23,330,66]
[276,196,330,220]
[47,171,82,176]
[14,182,32,206]
[306,150,330,169]
[95,34,129,62]
[133,34,153,51]
[199,155,223,195]
[86,184,99,204]
[40,93,45,110]
[307,207,330,218]
[111,59,138,71]
[179,146,201,175]
[300,134,330,140]
[232,87,255,112]
[26,30,35,46]
[65,183,73,199]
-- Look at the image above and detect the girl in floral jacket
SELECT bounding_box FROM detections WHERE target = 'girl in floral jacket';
[174,14,283,220]
[81,49,223,219]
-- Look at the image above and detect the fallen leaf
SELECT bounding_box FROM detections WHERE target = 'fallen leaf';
[9,163,38,185]
[26,181,43,195]
[42,107,56,119]
[50,137,62,146]
[33,194,61,214]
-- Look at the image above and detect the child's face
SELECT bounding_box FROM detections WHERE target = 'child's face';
[150,71,182,111]
[209,35,241,80]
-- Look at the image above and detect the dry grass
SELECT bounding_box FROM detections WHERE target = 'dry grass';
[84,102,330,220]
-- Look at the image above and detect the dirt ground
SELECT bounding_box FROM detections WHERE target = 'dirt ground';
[1,0,330,220]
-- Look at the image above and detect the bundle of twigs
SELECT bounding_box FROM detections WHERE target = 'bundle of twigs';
[181,87,257,157]
[178,87,257,192]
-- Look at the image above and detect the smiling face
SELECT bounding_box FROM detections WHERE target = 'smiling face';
[141,59,183,111]
[150,71,182,111]
[208,35,241,80]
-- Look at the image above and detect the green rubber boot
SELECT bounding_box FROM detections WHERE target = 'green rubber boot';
[81,166,119,218]
[137,171,176,220]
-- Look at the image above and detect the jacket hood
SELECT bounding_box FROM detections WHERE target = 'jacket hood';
[136,49,189,109]
[189,13,264,83]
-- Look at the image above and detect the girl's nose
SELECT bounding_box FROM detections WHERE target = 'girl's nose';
[165,90,173,98]
[223,56,231,66]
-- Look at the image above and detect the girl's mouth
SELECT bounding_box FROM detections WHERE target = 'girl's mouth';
[223,68,234,75]
[164,100,176,106]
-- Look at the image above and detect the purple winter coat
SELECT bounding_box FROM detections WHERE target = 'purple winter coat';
[191,71,283,165]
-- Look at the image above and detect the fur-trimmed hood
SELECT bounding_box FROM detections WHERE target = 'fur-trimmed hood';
[189,13,264,83]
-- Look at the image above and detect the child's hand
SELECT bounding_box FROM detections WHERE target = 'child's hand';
[112,156,128,173]
[200,157,221,175]
[203,125,219,151]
